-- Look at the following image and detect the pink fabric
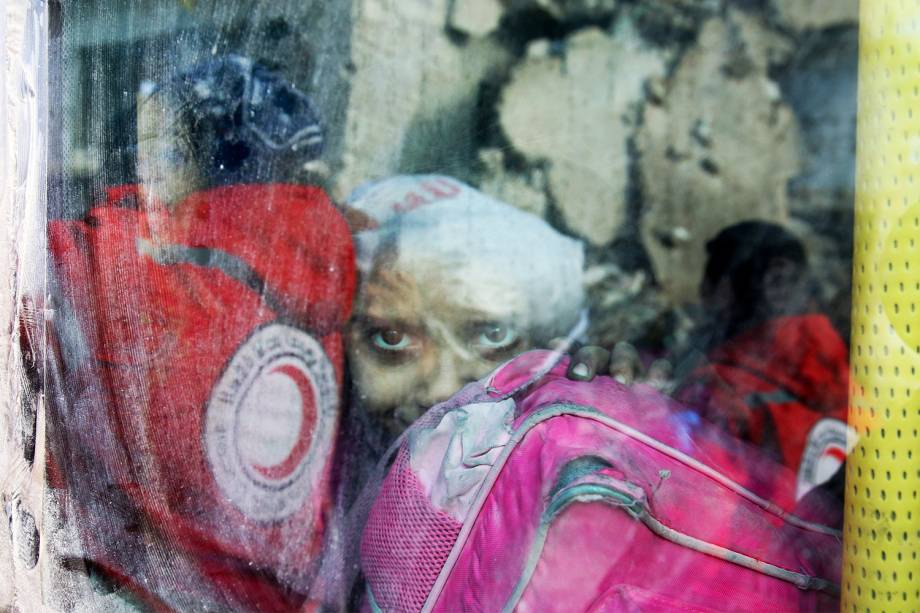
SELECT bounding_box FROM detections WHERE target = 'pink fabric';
[362,351,841,612]
[523,504,793,612]
[361,447,462,612]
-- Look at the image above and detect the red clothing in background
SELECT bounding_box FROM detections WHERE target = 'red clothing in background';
[678,314,850,499]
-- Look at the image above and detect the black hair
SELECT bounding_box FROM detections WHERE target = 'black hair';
[702,220,808,332]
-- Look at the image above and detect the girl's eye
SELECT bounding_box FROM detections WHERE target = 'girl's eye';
[474,324,518,350]
[370,328,412,352]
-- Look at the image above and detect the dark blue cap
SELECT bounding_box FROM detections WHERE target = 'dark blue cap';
[140,54,323,183]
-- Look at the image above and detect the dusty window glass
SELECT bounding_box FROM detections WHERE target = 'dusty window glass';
[5,0,865,610]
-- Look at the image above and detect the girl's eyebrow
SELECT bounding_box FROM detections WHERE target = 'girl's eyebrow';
[464,318,516,328]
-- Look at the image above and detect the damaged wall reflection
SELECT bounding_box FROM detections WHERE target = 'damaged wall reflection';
[2,0,868,610]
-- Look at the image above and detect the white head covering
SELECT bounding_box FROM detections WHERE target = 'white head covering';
[347,175,586,342]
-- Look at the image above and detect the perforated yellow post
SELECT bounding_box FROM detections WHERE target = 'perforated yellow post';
[844,2,920,611]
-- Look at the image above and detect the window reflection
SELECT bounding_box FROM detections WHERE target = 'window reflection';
[30,0,859,610]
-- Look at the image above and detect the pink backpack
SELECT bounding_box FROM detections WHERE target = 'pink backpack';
[360,351,842,612]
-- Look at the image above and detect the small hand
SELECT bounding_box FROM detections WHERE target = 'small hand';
[566,345,610,382]
[565,341,673,390]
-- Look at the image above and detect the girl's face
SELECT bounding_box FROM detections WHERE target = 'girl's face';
[347,264,530,436]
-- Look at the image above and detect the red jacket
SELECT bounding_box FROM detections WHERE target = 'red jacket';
[677,315,850,499]
[48,184,355,610]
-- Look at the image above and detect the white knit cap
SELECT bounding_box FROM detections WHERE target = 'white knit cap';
[347,175,585,342]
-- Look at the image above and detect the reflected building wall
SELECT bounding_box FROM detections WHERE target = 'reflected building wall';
[56,0,859,348]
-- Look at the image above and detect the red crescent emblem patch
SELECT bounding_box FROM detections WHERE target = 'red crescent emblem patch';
[205,324,337,521]
[252,364,318,480]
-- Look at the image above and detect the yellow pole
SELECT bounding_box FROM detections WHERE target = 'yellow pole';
[845,2,920,610]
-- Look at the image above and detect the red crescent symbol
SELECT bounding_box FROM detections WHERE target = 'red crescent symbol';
[252,364,317,480]
[822,446,848,463]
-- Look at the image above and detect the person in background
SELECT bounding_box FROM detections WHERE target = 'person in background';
[568,220,851,501]
[674,221,852,500]
[44,55,354,610]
